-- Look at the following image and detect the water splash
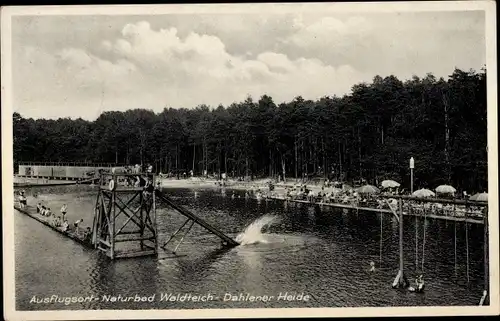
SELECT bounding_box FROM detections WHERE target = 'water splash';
[236,214,280,245]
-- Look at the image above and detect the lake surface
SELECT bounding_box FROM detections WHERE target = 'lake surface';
[14,185,486,310]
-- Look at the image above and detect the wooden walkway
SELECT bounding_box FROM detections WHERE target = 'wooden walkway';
[269,197,485,224]
[13,205,92,247]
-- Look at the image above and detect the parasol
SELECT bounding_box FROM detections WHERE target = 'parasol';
[357,184,380,194]
[381,180,400,188]
[435,185,456,194]
[412,188,435,198]
[469,192,488,202]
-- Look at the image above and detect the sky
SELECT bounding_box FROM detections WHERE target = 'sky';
[9,6,486,120]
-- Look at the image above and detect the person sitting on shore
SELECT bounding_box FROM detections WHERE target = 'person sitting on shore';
[36,203,42,213]
[62,220,69,232]
[55,216,62,227]
[45,207,52,217]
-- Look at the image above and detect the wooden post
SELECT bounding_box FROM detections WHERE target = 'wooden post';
[153,177,157,254]
[391,198,406,288]
[92,192,100,248]
[140,186,144,251]
[110,178,115,259]
[483,205,489,303]
[379,212,383,267]
[466,209,470,283]
[399,199,404,284]
[415,207,418,271]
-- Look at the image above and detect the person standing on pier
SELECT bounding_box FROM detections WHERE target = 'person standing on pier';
[60,204,67,221]
[74,219,83,235]
[18,191,27,209]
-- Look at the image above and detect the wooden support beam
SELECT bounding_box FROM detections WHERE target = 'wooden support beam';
[99,239,111,247]
[117,230,142,235]
[113,195,156,234]
[101,189,140,221]
[114,205,142,237]
[156,189,239,246]
[115,236,156,243]
[110,184,116,259]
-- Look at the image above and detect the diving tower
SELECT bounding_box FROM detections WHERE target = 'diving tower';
[91,172,238,259]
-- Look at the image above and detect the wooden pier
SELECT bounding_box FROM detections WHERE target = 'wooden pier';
[268,197,485,224]
[14,205,92,247]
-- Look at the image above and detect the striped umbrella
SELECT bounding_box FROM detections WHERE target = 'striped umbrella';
[381,180,400,188]
[470,192,488,202]
[412,188,435,198]
[435,184,456,194]
[357,184,380,194]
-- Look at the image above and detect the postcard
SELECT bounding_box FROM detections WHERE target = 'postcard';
[2,1,498,320]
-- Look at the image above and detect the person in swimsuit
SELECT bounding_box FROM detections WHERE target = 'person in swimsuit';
[74,219,83,235]
[62,220,69,232]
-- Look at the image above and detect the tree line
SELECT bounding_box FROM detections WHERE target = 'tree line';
[13,68,487,192]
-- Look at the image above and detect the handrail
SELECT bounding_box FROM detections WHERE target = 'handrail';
[18,162,129,167]
[377,194,487,206]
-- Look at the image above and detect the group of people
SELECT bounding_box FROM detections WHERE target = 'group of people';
[121,164,154,174]
[35,202,86,237]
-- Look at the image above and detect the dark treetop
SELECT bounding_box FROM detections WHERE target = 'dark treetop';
[13,68,487,192]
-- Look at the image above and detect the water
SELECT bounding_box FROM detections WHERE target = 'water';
[235,214,281,245]
[14,186,486,310]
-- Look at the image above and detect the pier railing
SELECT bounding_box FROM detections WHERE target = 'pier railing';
[18,161,128,167]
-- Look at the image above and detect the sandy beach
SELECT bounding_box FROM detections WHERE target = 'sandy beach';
[158,177,328,198]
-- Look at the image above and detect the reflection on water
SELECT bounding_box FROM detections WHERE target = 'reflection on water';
[14,186,486,310]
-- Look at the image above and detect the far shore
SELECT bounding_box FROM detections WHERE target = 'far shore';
[158,177,327,194]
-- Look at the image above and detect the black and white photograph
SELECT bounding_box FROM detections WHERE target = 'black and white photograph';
[2,2,498,319]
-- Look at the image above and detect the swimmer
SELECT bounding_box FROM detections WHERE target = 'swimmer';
[409,275,425,293]
[369,261,376,272]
